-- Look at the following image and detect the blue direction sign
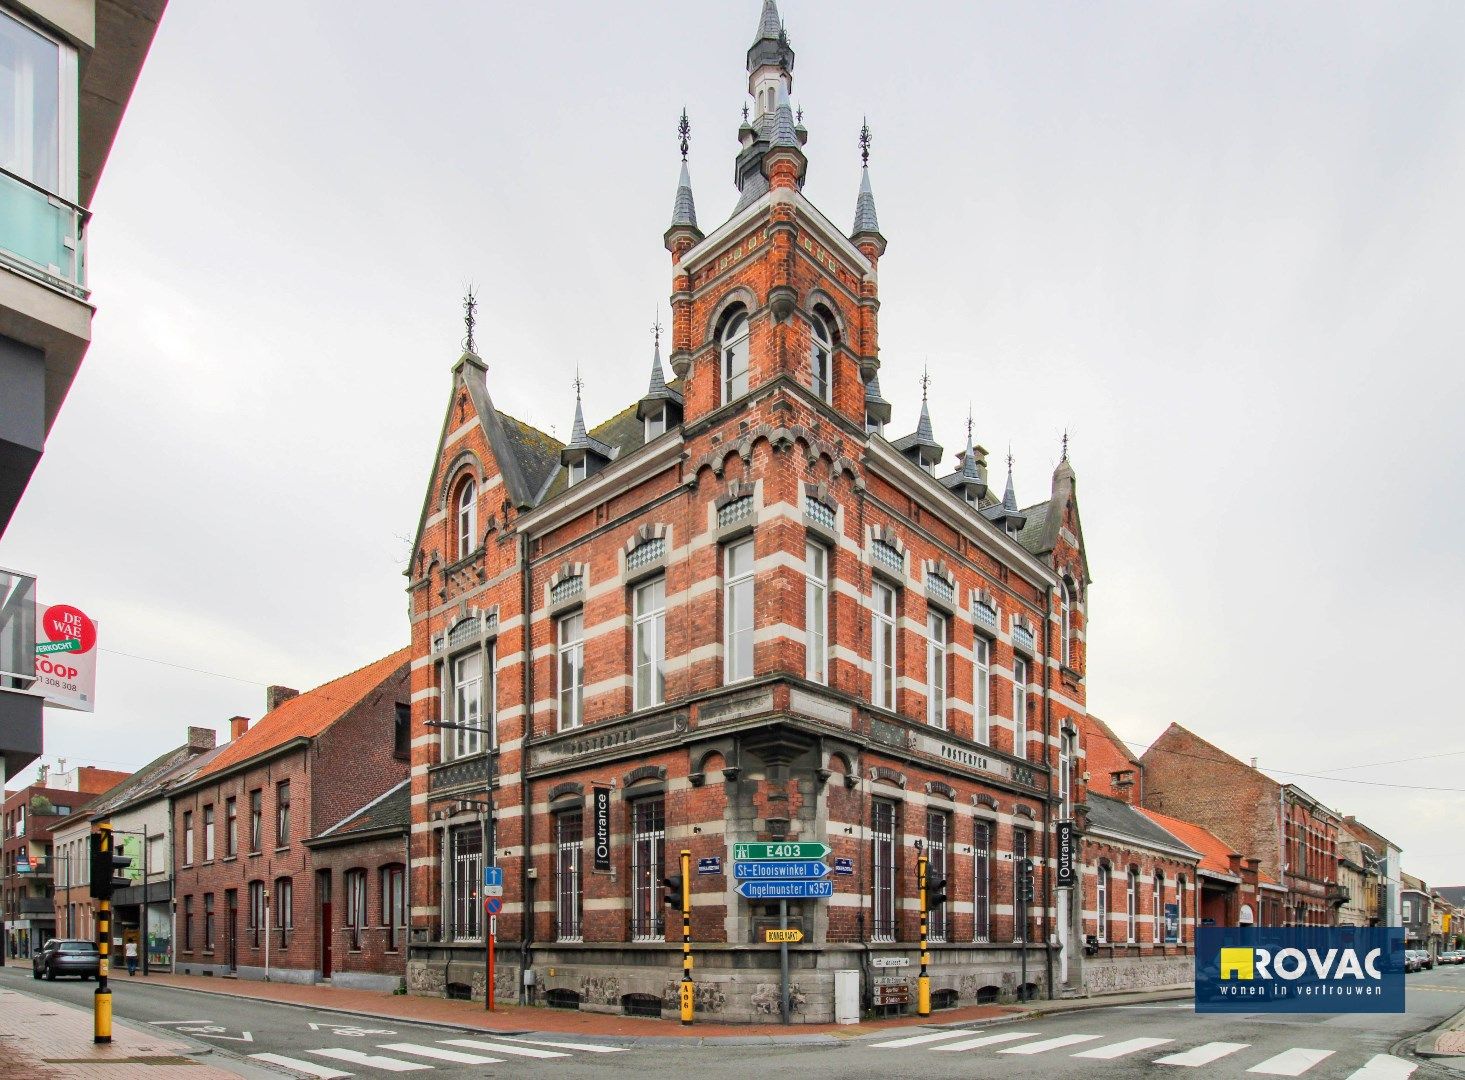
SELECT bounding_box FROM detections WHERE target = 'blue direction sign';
[736,879,835,900]
[733,860,831,880]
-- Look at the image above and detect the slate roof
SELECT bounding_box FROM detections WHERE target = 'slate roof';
[852,166,880,236]
[496,413,562,503]
[1086,792,1200,859]
[195,649,410,780]
[1434,886,1465,907]
[1014,501,1050,553]
[313,778,410,841]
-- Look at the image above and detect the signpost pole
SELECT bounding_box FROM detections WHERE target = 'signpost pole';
[779,898,790,1025]
[679,849,694,1025]
[917,852,930,1017]
[1019,860,1029,1003]
[488,915,496,1012]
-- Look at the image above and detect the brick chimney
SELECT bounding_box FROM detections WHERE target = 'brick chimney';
[229,715,250,741]
[266,685,300,712]
[1110,769,1136,804]
[187,726,217,751]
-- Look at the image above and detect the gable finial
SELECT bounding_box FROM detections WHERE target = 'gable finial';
[920,361,930,402]
[573,364,584,401]
[652,307,663,349]
[678,107,690,162]
[966,405,974,446]
[860,116,872,167]
[796,104,803,124]
[742,101,749,123]
[1061,427,1069,462]
[462,286,478,353]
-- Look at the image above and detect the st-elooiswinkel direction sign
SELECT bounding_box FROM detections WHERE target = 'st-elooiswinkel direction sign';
[736,879,835,900]
[733,860,831,880]
[732,842,831,861]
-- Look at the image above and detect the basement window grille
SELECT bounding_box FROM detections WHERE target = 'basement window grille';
[549,575,584,606]
[718,495,754,527]
[804,497,836,530]
[627,538,666,571]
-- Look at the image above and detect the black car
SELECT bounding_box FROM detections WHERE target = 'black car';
[32,938,101,980]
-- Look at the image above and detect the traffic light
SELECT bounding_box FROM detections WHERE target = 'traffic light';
[1019,858,1035,903]
[663,872,684,909]
[88,829,131,900]
[927,875,948,909]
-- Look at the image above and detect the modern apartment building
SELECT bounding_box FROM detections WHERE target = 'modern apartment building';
[0,0,166,780]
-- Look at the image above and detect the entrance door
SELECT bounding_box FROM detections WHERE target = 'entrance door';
[317,870,333,980]
[225,891,238,973]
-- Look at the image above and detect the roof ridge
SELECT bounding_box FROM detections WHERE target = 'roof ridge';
[287,646,411,705]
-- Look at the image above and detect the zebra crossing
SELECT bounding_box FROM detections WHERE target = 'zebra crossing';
[868,1027,1416,1078]
[250,1034,629,1076]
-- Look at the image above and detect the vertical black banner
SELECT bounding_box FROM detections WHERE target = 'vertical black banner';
[1056,819,1076,887]
[593,786,611,872]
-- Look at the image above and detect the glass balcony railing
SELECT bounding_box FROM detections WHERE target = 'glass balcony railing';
[0,166,88,299]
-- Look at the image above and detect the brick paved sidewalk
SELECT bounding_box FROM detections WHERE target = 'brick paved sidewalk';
[0,984,238,1079]
[139,971,1190,1040]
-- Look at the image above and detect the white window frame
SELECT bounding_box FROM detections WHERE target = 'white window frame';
[1012,656,1029,760]
[1154,869,1165,943]
[722,312,750,403]
[724,539,755,683]
[810,311,832,401]
[183,812,194,866]
[568,457,587,486]
[644,407,666,441]
[1127,868,1139,943]
[1059,728,1075,818]
[456,479,476,560]
[203,805,215,862]
[633,577,666,709]
[446,649,487,758]
[926,611,948,728]
[872,582,896,711]
[974,636,990,744]
[1060,579,1073,667]
[1097,864,1110,943]
[557,612,585,731]
[804,541,828,683]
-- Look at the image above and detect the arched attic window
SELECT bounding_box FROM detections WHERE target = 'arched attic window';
[810,307,836,402]
[721,308,750,404]
[455,477,477,560]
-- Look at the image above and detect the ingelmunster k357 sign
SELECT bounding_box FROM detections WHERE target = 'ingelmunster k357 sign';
[33,602,97,712]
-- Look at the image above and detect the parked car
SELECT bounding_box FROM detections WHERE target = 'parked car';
[31,939,100,981]
[1441,950,1464,965]
[1423,950,1437,970]
[1406,949,1427,972]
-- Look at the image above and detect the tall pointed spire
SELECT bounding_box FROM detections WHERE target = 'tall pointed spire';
[893,365,943,471]
[981,446,1028,533]
[669,108,699,231]
[915,365,935,444]
[1001,447,1018,512]
[757,0,782,40]
[940,403,989,503]
[851,118,886,255]
[639,310,683,423]
[569,368,588,446]
[562,368,615,481]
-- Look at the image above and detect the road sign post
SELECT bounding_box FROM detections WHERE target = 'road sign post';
[483,865,503,1012]
[780,898,791,1025]
[680,849,693,1025]
[917,852,931,1017]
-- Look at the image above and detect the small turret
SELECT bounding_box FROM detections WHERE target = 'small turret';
[851,119,887,256]
[637,319,683,439]
[561,372,615,487]
[941,407,989,506]
[982,449,1029,535]
[864,371,892,435]
[664,109,703,256]
[892,367,944,473]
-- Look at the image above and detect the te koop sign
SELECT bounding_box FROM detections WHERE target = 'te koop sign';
[34,602,97,712]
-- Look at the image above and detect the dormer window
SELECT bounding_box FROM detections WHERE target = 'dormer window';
[645,408,666,441]
[810,309,834,402]
[721,310,750,403]
[865,413,884,436]
[455,478,476,560]
[568,458,587,487]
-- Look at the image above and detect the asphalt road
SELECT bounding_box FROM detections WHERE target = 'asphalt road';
[2,962,1463,1080]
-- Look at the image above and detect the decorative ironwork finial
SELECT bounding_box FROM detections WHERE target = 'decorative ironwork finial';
[462,287,478,353]
[796,104,803,124]
[1061,428,1069,462]
[859,117,872,167]
[1007,443,1014,472]
[967,406,974,446]
[652,307,663,349]
[920,362,930,401]
[573,365,584,400]
[742,101,749,123]
[678,108,690,162]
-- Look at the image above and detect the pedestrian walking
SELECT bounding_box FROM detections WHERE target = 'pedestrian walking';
[125,939,138,976]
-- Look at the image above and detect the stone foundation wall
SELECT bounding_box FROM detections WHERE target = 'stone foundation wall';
[1082,953,1194,995]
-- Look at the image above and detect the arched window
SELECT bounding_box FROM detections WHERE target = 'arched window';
[1127,867,1140,942]
[1096,861,1110,943]
[810,309,834,402]
[456,478,477,560]
[721,310,750,403]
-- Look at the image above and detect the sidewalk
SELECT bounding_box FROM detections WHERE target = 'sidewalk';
[139,971,1192,1041]
[0,983,238,1079]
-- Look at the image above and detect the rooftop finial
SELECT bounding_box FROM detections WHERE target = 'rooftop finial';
[573,365,584,402]
[742,101,749,122]
[462,286,478,353]
[652,307,663,350]
[796,104,803,124]
[920,362,930,402]
[860,116,872,167]
[1061,428,1070,462]
[966,406,974,447]
[678,107,690,162]
[1007,443,1014,473]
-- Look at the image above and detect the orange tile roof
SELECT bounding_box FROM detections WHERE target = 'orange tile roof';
[1137,806,1239,876]
[1077,714,1140,798]
[196,648,410,779]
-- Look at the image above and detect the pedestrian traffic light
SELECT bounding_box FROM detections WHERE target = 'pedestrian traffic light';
[663,872,684,909]
[927,875,948,909]
[1020,858,1035,903]
[88,829,131,900]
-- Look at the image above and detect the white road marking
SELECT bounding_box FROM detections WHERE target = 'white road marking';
[1155,1041,1252,1066]
[1000,1034,1105,1055]
[249,1053,352,1078]
[379,1042,503,1064]
[870,1030,976,1048]
[1249,1048,1336,1076]
[1074,1037,1176,1059]
[499,1036,629,1053]
[1345,1055,1417,1080]
[934,1031,1043,1052]
[443,1038,570,1059]
[308,1048,431,1072]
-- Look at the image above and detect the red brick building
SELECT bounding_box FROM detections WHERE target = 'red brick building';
[404,2,1101,1021]
[1140,722,1343,926]
[170,651,409,983]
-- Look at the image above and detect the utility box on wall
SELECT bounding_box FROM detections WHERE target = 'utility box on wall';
[834,969,859,1025]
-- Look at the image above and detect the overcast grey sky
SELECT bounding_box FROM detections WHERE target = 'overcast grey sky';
[3,2,1463,881]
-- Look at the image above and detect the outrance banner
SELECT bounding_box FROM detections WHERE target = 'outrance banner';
[1195,927,1405,1013]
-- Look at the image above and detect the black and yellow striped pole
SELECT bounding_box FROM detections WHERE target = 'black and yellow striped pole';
[679,849,694,1025]
[93,824,113,1043]
[917,851,931,1017]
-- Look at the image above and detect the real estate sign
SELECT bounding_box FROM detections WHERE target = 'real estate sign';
[33,602,97,712]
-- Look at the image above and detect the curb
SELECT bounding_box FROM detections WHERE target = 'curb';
[1414,1003,1465,1059]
